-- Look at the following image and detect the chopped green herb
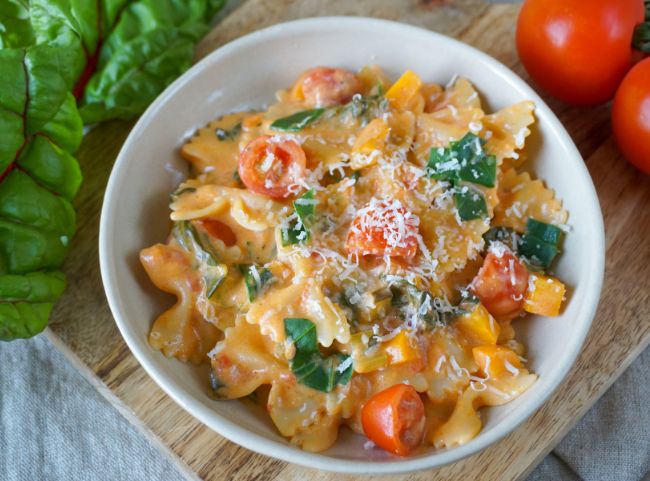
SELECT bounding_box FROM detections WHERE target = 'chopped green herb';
[284,318,353,392]
[215,122,242,141]
[389,281,461,328]
[454,186,489,221]
[281,190,316,246]
[271,108,325,131]
[517,218,563,270]
[173,221,227,298]
[239,264,273,302]
[344,93,388,124]
[427,133,497,188]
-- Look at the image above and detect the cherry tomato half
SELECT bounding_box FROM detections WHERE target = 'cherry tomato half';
[198,219,237,247]
[516,0,645,106]
[361,384,426,456]
[238,135,306,200]
[472,247,529,320]
[294,67,362,107]
[346,199,419,260]
[612,57,650,175]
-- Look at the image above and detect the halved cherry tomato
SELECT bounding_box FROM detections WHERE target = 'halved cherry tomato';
[612,57,650,175]
[294,67,362,107]
[238,135,306,199]
[346,199,419,260]
[361,384,425,456]
[198,219,237,247]
[516,0,645,106]
[471,247,529,320]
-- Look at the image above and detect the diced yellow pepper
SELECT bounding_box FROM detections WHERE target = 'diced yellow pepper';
[472,345,522,378]
[384,331,421,365]
[348,331,389,373]
[385,70,423,110]
[524,274,566,317]
[352,118,388,152]
[455,303,500,346]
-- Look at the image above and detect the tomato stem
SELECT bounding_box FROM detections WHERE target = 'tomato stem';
[633,0,650,53]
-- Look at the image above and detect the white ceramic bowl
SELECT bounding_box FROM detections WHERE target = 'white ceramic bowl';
[100,17,605,474]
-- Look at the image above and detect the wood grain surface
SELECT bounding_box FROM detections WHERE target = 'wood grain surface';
[47,1,650,480]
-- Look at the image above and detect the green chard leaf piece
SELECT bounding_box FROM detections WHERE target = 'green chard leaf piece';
[389,281,461,328]
[517,218,563,270]
[0,0,34,48]
[172,221,227,298]
[427,133,497,188]
[239,264,273,302]
[0,45,82,341]
[345,93,388,124]
[215,122,242,141]
[281,189,316,246]
[270,108,325,132]
[27,0,226,123]
[454,186,489,221]
[284,318,353,392]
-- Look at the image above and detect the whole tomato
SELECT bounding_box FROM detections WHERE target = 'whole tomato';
[516,0,645,106]
[612,58,650,174]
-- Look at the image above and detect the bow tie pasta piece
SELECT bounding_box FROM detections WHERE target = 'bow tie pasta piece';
[483,101,536,169]
[494,169,568,232]
[140,244,220,364]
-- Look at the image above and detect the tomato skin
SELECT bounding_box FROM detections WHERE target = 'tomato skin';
[361,384,425,456]
[612,58,650,175]
[198,219,237,247]
[472,248,529,320]
[346,199,419,260]
[238,135,306,199]
[294,67,362,107]
[516,0,644,106]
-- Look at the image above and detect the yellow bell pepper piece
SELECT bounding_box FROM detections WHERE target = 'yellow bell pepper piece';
[348,331,389,373]
[384,331,420,365]
[350,118,388,169]
[472,345,522,378]
[385,70,423,110]
[524,274,566,317]
[455,303,500,346]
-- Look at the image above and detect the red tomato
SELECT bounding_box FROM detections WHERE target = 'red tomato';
[238,135,306,199]
[295,67,362,107]
[198,219,237,247]
[472,247,529,320]
[516,0,645,106]
[346,199,419,260]
[361,384,425,456]
[612,58,650,174]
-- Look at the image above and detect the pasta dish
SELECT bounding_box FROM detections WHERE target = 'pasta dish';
[140,66,568,456]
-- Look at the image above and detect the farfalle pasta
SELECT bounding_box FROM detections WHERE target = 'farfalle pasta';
[141,66,569,456]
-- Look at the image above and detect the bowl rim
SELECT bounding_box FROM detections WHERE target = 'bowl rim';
[99,16,605,474]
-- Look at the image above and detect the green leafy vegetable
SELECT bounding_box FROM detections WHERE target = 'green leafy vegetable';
[173,221,227,298]
[216,122,241,141]
[281,190,316,246]
[0,44,82,341]
[454,186,489,221]
[284,317,353,392]
[518,218,563,269]
[0,0,34,48]
[483,226,518,247]
[239,264,273,302]
[427,133,497,188]
[271,108,325,132]
[344,93,388,124]
[389,281,462,328]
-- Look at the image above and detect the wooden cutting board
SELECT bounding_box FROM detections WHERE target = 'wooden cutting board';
[46,1,650,480]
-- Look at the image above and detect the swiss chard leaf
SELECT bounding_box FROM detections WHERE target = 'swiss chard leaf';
[239,264,273,302]
[427,133,497,188]
[0,44,82,341]
[284,318,353,392]
[517,218,563,269]
[270,108,325,132]
[454,186,489,221]
[281,190,316,246]
[0,0,34,48]
[27,0,226,123]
